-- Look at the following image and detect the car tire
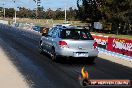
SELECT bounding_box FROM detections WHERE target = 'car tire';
[51,48,57,61]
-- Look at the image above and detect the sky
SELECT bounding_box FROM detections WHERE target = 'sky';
[0,0,77,10]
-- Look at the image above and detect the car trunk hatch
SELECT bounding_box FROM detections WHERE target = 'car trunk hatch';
[63,40,95,50]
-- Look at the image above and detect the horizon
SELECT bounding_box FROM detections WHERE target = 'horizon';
[0,0,77,10]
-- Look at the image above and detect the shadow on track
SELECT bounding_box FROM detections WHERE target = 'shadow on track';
[41,52,96,66]
[56,57,95,65]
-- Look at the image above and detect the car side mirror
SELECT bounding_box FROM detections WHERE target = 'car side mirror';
[43,34,51,37]
[42,33,47,36]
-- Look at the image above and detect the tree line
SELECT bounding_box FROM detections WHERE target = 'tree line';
[0,7,77,20]
[77,0,132,34]
[0,0,132,35]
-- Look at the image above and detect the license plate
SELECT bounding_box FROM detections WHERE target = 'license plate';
[74,52,88,57]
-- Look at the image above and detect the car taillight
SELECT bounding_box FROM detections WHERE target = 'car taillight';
[93,42,97,49]
[59,41,68,48]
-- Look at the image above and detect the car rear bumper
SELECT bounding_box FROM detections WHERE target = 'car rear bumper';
[56,48,99,58]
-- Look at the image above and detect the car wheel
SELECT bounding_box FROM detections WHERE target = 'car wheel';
[39,41,43,54]
[51,49,57,61]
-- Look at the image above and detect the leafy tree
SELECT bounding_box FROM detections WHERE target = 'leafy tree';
[101,0,132,34]
[45,8,55,19]
[67,7,77,20]
[77,0,102,22]
[77,0,132,34]
[17,7,30,18]
[55,8,64,20]
[0,7,3,17]
[37,6,45,19]
[5,8,15,18]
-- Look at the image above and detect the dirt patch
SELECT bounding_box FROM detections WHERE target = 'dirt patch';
[0,38,29,88]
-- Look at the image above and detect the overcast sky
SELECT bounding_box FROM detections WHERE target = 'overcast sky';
[0,0,77,10]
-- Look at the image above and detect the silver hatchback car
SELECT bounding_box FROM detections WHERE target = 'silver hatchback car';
[39,26,98,62]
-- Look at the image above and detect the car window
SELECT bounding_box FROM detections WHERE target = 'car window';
[47,28,54,36]
[52,28,58,38]
[60,29,94,40]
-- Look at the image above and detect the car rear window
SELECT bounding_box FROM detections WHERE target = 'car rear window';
[60,29,94,40]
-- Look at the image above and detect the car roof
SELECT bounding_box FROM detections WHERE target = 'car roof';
[54,26,85,30]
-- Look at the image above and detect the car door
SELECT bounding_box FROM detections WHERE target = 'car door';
[48,28,57,52]
[48,28,59,52]
[42,28,54,52]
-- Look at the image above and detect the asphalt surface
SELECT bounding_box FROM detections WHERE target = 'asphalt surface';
[0,26,132,88]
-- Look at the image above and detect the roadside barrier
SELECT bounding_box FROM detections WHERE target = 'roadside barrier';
[107,37,132,57]
[92,34,108,49]
[92,34,132,60]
